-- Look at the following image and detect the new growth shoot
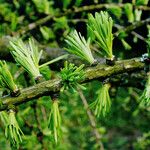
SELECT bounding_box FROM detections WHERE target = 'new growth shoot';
[60,61,85,92]
[65,30,95,65]
[90,83,111,117]
[48,99,61,144]
[5,108,24,149]
[0,61,19,96]
[88,11,114,61]
[10,38,70,82]
[10,38,42,80]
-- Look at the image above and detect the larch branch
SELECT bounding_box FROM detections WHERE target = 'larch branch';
[0,57,145,111]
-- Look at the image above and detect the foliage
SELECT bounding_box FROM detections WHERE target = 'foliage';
[88,11,113,59]
[90,83,111,117]
[133,132,150,150]
[136,0,149,5]
[5,109,24,149]
[65,30,95,64]
[140,26,150,106]
[60,61,85,92]
[140,74,150,106]
[124,3,134,23]
[0,61,18,94]
[10,38,42,80]
[40,26,55,41]
[0,0,149,150]
[0,111,8,126]
[48,99,61,144]
[32,0,54,14]
[147,25,150,57]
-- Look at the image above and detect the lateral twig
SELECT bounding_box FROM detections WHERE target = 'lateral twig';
[78,88,104,150]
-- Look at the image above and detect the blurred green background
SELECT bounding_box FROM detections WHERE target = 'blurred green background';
[0,0,150,149]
